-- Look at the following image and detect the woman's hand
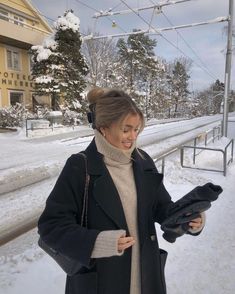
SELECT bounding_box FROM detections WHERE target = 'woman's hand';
[189,216,203,230]
[118,235,135,252]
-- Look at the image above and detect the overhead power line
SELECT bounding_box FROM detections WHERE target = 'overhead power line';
[101,0,226,81]
[92,0,193,18]
[83,16,228,40]
[73,0,127,33]
[161,11,220,79]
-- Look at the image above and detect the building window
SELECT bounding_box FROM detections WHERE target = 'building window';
[0,9,25,26]
[0,9,9,21]
[10,92,23,106]
[7,49,20,70]
[13,14,24,26]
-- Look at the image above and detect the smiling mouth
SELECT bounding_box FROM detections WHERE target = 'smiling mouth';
[122,142,132,148]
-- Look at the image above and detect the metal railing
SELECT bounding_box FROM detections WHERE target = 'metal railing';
[180,139,234,176]
[153,147,178,174]
[152,125,229,175]
[191,125,221,164]
[25,117,66,137]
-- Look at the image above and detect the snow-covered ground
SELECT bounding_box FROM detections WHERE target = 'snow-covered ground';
[0,115,235,294]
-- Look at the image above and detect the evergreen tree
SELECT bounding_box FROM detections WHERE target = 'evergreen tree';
[191,79,225,116]
[117,31,164,118]
[30,10,88,110]
[211,79,224,114]
[117,31,157,92]
[167,59,190,117]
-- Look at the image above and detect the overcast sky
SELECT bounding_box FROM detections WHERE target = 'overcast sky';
[30,0,234,92]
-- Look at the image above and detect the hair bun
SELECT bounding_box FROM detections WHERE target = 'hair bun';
[87,87,106,104]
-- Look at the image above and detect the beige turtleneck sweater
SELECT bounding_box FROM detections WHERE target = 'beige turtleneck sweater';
[91,130,141,294]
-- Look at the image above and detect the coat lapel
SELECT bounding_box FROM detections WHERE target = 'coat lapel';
[85,140,129,231]
[85,141,164,236]
[132,150,163,246]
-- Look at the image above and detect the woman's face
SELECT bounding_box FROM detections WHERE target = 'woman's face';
[101,113,142,150]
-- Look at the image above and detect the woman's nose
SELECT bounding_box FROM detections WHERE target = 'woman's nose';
[128,130,138,140]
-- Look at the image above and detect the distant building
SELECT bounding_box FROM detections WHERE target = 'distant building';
[0,0,53,109]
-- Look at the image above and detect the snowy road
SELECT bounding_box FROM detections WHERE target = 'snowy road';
[0,114,223,197]
[0,114,222,172]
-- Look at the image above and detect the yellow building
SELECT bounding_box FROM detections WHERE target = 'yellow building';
[0,0,53,109]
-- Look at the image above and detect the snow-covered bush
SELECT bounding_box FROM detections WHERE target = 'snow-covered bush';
[0,103,27,128]
[62,108,83,126]
[33,105,50,119]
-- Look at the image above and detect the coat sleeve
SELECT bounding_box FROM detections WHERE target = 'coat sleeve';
[38,154,100,268]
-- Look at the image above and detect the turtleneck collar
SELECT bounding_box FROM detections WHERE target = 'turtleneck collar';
[94,129,136,164]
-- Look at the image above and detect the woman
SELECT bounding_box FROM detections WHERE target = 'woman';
[38,88,203,294]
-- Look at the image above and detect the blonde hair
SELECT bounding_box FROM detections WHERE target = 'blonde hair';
[87,87,145,131]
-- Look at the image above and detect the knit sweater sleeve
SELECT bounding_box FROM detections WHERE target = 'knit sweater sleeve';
[91,230,126,258]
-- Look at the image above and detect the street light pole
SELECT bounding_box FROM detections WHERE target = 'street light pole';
[222,0,234,136]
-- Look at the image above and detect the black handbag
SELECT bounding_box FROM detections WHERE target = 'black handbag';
[38,152,90,276]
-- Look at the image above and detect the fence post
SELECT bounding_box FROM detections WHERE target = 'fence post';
[231,139,234,163]
[205,133,208,146]
[223,150,227,176]
[193,137,197,164]
[26,119,28,137]
[180,147,184,167]
[162,158,165,174]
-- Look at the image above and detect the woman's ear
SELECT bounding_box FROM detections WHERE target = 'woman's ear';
[100,127,106,137]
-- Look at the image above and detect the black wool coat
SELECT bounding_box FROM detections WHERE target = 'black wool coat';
[38,139,173,294]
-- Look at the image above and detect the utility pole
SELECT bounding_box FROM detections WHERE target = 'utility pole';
[222,0,234,136]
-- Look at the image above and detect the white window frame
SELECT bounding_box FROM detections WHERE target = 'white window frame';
[8,90,24,106]
[0,9,25,26]
[5,46,21,71]
[13,14,25,26]
[0,8,9,21]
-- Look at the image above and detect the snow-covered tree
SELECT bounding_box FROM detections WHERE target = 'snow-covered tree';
[148,58,172,119]
[192,79,224,116]
[30,10,88,110]
[82,32,119,87]
[167,58,191,117]
[211,79,224,113]
[117,31,157,92]
[116,31,163,117]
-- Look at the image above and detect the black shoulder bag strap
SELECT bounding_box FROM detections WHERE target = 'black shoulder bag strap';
[38,152,91,276]
[79,152,90,228]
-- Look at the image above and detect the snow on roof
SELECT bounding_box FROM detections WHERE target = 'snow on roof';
[54,11,80,33]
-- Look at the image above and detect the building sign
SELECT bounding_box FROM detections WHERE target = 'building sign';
[0,71,35,88]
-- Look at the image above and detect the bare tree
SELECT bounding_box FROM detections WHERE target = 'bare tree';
[82,30,118,87]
